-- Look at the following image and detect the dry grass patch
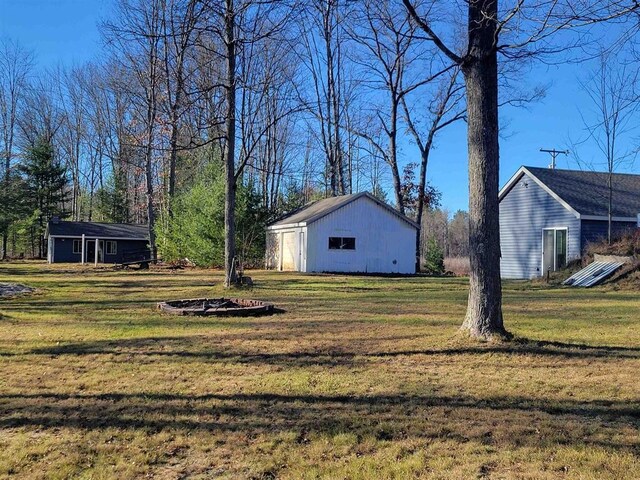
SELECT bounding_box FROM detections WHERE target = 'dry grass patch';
[0,261,638,479]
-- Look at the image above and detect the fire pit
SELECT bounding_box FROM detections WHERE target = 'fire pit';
[157,298,274,316]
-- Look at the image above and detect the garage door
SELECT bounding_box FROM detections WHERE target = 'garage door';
[281,232,296,271]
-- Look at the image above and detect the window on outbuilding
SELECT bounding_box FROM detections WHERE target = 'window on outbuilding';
[328,237,356,250]
[106,241,117,255]
[73,239,82,254]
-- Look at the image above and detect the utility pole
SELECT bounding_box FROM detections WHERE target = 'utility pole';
[540,148,569,169]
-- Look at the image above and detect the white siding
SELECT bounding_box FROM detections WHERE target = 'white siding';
[305,197,416,274]
[500,172,581,279]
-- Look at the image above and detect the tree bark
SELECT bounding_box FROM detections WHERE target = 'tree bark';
[459,0,507,339]
[223,0,238,287]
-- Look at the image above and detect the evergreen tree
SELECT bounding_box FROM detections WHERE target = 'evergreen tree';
[20,138,70,257]
[423,235,444,276]
[158,160,267,268]
[94,170,129,223]
[0,171,29,259]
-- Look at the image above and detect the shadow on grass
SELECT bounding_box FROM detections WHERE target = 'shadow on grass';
[0,390,637,454]
[1,336,637,364]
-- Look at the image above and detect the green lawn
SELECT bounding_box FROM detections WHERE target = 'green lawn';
[0,261,638,479]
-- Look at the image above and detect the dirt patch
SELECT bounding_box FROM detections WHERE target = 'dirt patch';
[0,283,34,298]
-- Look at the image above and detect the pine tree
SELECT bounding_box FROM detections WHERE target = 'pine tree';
[423,236,444,276]
[20,138,70,257]
[0,171,29,259]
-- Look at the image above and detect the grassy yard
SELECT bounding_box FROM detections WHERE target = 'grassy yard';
[0,261,638,479]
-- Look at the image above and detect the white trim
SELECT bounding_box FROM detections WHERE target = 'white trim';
[267,222,306,230]
[580,215,638,222]
[499,167,581,219]
[80,234,85,265]
[541,227,568,274]
[105,240,117,255]
[72,239,83,255]
[48,235,148,241]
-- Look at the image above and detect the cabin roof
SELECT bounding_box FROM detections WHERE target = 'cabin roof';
[46,221,149,239]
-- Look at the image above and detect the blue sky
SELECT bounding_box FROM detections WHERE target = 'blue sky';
[1,1,637,213]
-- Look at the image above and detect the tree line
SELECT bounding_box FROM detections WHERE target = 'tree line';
[0,0,465,273]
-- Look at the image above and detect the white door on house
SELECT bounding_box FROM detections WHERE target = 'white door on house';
[542,228,567,274]
[281,232,296,271]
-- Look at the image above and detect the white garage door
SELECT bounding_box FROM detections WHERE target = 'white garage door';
[281,232,296,271]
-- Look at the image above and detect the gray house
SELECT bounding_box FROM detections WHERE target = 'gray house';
[45,220,150,264]
[499,166,640,279]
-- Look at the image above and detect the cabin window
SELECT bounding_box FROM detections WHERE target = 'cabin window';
[328,237,356,250]
[105,241,117,255]
[72,239,82,254]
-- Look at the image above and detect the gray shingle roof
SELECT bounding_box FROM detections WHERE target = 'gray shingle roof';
[269,192,418,229]
[47,221,149,239]
[525,166,640,218]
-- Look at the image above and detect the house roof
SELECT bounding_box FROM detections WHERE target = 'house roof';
[46,221,149,239]
[268,192,418,229]
[500,166,640,220]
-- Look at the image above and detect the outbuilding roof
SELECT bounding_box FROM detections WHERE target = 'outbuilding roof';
[46,221,149,239]
[500,166,640,219]
[268,192,418,229]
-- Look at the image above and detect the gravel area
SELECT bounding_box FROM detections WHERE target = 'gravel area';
[0,283,34,298]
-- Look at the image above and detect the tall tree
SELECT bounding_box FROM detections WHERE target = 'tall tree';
[403,0,639,339]
[573,52,639,244]
[0,39,33,259]
[20,138,70,257]
[201,0,294,286]
[103,0,165,261]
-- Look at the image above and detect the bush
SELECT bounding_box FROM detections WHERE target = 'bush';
[157,162,267,268]
[423,236,445,275]
[584,229,640,262]
[444,257,470,276]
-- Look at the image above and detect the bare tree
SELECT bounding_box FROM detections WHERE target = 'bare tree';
[103,0,166,261]
[199,0,295,286]
[347,0,454,215]
[297,0,353,196]
[403,0,639,339]
[0,39,33,259]
[573,51,639,243]
[401,67,465,269]
[161,0,204,204]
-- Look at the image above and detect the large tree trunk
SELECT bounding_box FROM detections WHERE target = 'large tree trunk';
[389,100,405,215]
[459,0,508,339]
[223,0,238,287]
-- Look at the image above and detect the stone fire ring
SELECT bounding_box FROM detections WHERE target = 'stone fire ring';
[157,297,274,316]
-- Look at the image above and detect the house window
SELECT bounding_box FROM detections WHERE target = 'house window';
[105,241,117,255]
[328,237,356,250]
[73,239,82,254]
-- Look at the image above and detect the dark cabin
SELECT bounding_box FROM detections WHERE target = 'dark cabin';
[45,219,150,264]
[499,166,640,279]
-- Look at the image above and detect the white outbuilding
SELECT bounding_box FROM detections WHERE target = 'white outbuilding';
[265,192,418,274]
